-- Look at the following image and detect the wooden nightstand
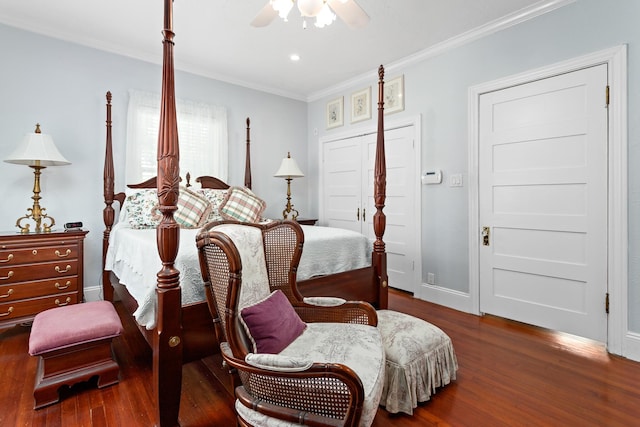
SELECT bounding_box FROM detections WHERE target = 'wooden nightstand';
[0,229,88,329]
[295,218,318,226]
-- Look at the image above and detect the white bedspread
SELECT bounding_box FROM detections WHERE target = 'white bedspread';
[104,222,371,329]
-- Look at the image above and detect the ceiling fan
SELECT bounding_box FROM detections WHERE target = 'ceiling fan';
[251,0,370,29]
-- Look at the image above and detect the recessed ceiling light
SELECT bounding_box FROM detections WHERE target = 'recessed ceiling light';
[290,54,300,62]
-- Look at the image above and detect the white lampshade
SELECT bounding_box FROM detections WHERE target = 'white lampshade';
[274,152,304,178]
[271,0,294,19]
[297,0,325,17]
[314,3,336,28]
[5,124,70,167]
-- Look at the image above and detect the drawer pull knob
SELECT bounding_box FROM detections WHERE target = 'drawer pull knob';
[0,254,13,263]
[0,271,14,280]
[0,307,13,317]
[55,249,72,258]
[55,265,71,274]
[0,289,14,298]
[55,297,71,307]
[32,250,37,255]
[55,281,71,290]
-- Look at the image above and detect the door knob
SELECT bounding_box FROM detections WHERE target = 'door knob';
[482,226,490,246]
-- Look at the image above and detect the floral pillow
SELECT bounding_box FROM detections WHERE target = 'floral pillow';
[195,188,228,223]
[124,189,160,229]
[124,186,211,229]
[219,186,267,223]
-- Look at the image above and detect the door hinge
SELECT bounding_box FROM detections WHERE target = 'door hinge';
[605,85,610,107]
[605,292,610,314]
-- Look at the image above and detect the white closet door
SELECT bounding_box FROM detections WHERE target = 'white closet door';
[323,125,418,293]
[323,138,363,233]
[362,126,416,292]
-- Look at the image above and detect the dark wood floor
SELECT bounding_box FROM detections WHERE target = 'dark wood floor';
[2,289,640,426]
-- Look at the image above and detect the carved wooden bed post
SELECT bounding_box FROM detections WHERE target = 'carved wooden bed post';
[102,92,115,303]
[102,92,125,302]
[245,117,252,189]
[373,65,389,309]
[155,0,183,425]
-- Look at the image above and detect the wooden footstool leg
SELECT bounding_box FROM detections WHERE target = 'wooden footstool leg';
[32,338,121,409]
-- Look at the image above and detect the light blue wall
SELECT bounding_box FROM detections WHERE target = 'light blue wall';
[307,0,640,331]
[3,0,640,334]
[0,24,308,294]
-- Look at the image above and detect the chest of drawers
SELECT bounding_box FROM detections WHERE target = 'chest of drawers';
[0,229,88,328]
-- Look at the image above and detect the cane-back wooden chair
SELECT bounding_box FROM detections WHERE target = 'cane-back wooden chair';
[196,220,386,427]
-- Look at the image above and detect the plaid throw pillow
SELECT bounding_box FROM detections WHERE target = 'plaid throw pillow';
[174,186,212,228]
[219,186,266,223]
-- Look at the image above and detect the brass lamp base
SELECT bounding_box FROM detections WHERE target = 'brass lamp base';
[281,177,299,220]
[16,164,55,234]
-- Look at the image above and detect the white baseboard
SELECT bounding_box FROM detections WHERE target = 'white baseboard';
[415,283,473,314]
[84,285,103,302]
[623,331,640,362]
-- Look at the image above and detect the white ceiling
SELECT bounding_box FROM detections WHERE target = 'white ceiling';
[0,0,570,101]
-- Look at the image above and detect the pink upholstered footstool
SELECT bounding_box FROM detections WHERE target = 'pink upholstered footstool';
[28,300,123,409]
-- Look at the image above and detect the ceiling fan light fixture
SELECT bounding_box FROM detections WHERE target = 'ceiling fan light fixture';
[314,3,336,28]
[271,0,294,20]
[297,0,325,17]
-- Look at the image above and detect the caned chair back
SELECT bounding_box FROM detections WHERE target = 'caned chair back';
[196,220,304,357]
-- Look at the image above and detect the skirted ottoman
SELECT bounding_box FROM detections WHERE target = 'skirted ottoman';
[28,300,123,409]
[377,309,458,415]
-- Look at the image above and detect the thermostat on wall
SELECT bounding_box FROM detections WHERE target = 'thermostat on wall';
[421,170,442,185]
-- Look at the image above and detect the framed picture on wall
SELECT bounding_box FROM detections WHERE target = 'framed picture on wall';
[350,87,371,123]
[326,97,344,129]
[384,75,404,115]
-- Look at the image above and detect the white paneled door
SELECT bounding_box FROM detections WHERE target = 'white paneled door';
[323,125,418,293]
[479,64,608,342]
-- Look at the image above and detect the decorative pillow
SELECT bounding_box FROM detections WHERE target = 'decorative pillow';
[219,186,266,223]
[125,189,161,229]
[240,290,307,354]
[124,186,211,229]
[173,186,212,229]
[196,188,228,223]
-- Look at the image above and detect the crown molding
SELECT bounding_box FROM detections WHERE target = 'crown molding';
[307,0,576,102]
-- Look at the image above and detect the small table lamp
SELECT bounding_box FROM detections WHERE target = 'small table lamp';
[274,152,304,220]
[4,124,71,233]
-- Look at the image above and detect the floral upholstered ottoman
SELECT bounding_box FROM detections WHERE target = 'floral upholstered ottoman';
[377,309,458,415]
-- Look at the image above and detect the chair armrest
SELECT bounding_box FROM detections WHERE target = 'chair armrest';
[245,353,313,372]
[292,300,378,326]
[303,296,347,306]
[222,349,364,426]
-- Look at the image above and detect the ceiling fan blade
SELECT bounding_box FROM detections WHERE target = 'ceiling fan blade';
[251,2,278,27]
[328,0,370,29]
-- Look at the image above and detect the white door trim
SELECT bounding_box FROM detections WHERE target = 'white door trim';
[468,45,628,356]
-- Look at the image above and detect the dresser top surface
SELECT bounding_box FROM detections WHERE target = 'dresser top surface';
[0,229,88,241]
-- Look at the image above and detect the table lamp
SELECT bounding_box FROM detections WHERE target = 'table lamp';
[274,152,304,219]
[4,124,71,233]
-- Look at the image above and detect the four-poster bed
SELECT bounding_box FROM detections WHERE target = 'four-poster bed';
[101,1,389,425]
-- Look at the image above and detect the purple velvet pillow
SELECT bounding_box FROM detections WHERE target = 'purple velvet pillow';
[240,290,307,354]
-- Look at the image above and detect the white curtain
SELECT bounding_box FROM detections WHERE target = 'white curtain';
[125,89,228,184]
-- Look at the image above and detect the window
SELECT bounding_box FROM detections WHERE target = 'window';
[125,89,228,184]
